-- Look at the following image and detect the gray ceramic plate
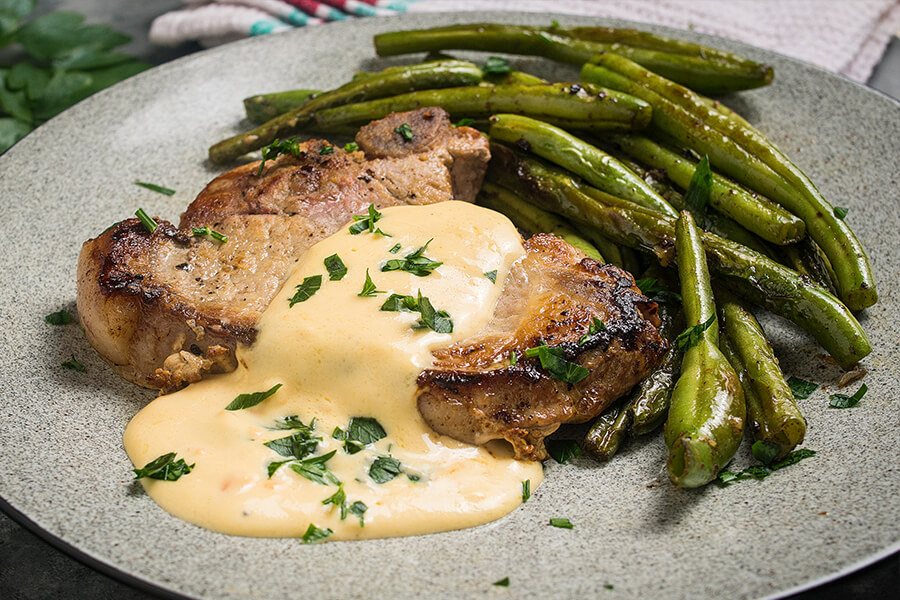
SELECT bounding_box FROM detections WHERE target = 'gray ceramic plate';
[0,11,898,600]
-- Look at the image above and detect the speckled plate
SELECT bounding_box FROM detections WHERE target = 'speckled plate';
[0,11,898,600]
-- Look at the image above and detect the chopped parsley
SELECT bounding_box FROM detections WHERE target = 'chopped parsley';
[750,440,780,465]
[484,269,498,283]
[272,415,316,431]
[290,450,341,485]
[524,344,589,384]
[133,452,194,481]
[301,523,333,544]
[134,181,175,196]
[578,317,606,346]
[349,204,388,236]
[493,577,510,587]
[549,518,573,529]
[414,292,453,333]
[322,484,347,518]
[394,122,414,141]
[829,383,867,409]
[381,239,442,277]
[717,448,817,485]
[324,253,347,281]
[684,155,713,222]
[833,206,849,220]
[225,383,282,411]
[509,350,517,366]
[337,416,387,454]
[61,355,85,372]
[45,309,74,325]
[483,56,512,74]
[380,293,419,312]
[134,208,157,233]
[319,145,334,155]
[521,480,531,502]
[389,243,402,254]
[349,500,368,526]
[358,269,384,297]
[547,439,582,464]
[257,137,300,176]
[635,277,682,304]
[369,455,402,484]
[675,314,717,351]
[289,275,323,306]
[264,428,320,462]
[787,376,818,400]
[191,226,228,243]
[343,141,359,152]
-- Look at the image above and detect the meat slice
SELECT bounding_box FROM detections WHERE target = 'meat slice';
[416,234,667,461]
[77,108,489,390]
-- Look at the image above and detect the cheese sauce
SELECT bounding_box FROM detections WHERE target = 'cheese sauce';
[124,201,543,539]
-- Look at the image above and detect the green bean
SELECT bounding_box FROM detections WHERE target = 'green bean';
[487,142,870,369]
[664,211,745,488]
[209,59,484,164]
[780,236,839,295]
[313,83,650,132]
[582,56,877,311]
[477,182,603,261]
[483,70,547,86]
[607,133,805,244]
[374,24,773,93]
[584,400,632,462]
[717,288,806,459]
[243,89,320,123]
[571,223,625,269]
[488,114,675,216]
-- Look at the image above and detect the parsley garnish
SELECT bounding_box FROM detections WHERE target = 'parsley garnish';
[547,439,582,464]
[339,416,387,454]
[134,208,157,233]
[483,56,512,74]
[787,376,818,400]
[603,584,614,590]
[833,206,849,220]
[369,455,402,483]
[510,350,517,366]
[829,383,867,409]
[717,448,817,485]
[319,145,334,155]
[389,243,402,254]
[414,292,453,333]
[578,317,606,346]
[61,355,85,372]
[290,450,341,485]
[684,155,713,222]
[225,383,282,411]
[301,523,332,544]
[349,204,388,236]
[343,141,359,152]
[522,480,530,502]
[484,269,498,283]
[272,415,316,431]
[191,226,228,243]
[635,277,682,303]
[133,452,194,481]
[455,117,475,128]
[324,253,347,281]
[524,344,589,384]
[381,239,442,277]
[45,309,74,325]
[675,314,716,351]
[549,518,573,529]
[264,426,321,462]
[380,293,418,312]
[550,19,560,28]
[349,500,368,526]
[358,269,384,297]
[493,577,510,587]
[289,275,323,306]
[134,181,175,196]
[322,483,347,518]
[751,440,780,465]
[394,122,414,140]
[257,137,300,176]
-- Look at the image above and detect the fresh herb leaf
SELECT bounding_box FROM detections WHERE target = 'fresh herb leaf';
[415,291,453,333]
[547,439,582,464]
[493,577,510,587]
[381,239,442,277]
[358,268,384,297]
[61,354,85,372]
[133,452,194,481]
[301,523,332,544]
[134,208,157,233]
[455,117,474,128]
[272,415,316,432]
[191,226,228,243]
[787,376,818,400]
[483,56,511,74]
[510,350,517,366]
[225,383,282,411]
[349,500,367,526]
[549,517,573,529]
[751,440,780,466]
[684,154,712,222]
[550,19,560,28]
[134,181,175,196]
[603,584,614,590]
[524,344,589,384]
[348,417,387,445]
[389,243,402,254]
[343,141,359,152]
[484,269,498,283]
[290,450,340,486]
[828,383,867,409]
[321,483,346,517]
[578,317,606,345]
[771,448,816,469]
[380,293,418,312]
[257,137,300,176]
[289,275,322,306]
[394,122,414,141]
[369,455,402,484]
[521,479,530,502]
[319,145,334,155]
[635,277,682,303]
[349,204,384,235]
[675,314,716,351]
[717,448,816,485]
[324,253,347,281]
[264,431,320,461]
[267,460,291,478]
[44,309,74,325]
[833,206,849,220]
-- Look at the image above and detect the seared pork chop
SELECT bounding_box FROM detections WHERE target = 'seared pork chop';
[77,108,489,390]
[417,234,667,460]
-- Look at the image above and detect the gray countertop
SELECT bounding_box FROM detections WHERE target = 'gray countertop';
[1,2,898,599]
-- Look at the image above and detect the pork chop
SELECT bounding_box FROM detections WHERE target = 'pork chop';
[417,234,667,460]
[77,107,490,390]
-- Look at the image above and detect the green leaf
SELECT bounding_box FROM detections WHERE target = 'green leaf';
[828,383,867,409]
[44,309,74,325]
[786,376,818,400]
[323,253,347,281]
[349,204,384,235]
[267,460,291,478]
[61,354,85,372]
[547,439,582,464]
[348,500,367,526]
[394,122,413,140]
[77,60,148,94]
[16,12,130,61]
[381,239,442,277]
[549,517,573,529]
[369,455,402,484]
[415,292,453,333]
[634,277,682,304]
[358,268,383,297]
[388,243,402,254]
[483,56,511,74]
[0,70,32,123]
[31,69,93,121]
[272,415,316,432]
[683,155,712,222]
[380,293,418,312]
[7,62,49,100]
[289,275,322,306]
[301,523,332,544]
[52,46,132,71]
[770,448,816,469]
[135,181,175,196]
[675,314,716,351]
[717,448,816,485]
[751,440,780,466]
[321,483,346,516]
[483,269,497,283]
[133,452,194,481]
[0,0,36,20]
[343,141,358,152]
[319,145,334,155]
[833,206,849,220]
[578,316,606,346]
[524,344,589,384]
[290,451,340,485]
[257,137,300,175]
[493,577,510,587]
[347,417,387,445]
[191,226,228,244]
[264,431,320,461]
[225,383,282,411]
[521,479,530,502]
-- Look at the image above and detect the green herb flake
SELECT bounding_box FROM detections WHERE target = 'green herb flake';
[348,417,387,445]
[578,317,606,346]
[787,376,818,400]
[321,483,346,517]
[414,291,453,333]
[829,383,867,409]
[547,439,582,464]
[717,448,816,485]
[343,142,359,153]
[455,117,475,128]
[266,460,291,478]
[358,268,384,297]
[225,383,282,411]
[301,523,333,544]
[349,500,367,527]
[272,415,316,432]
[264,431,320,462]
[524,344,589,385]
[389,243,402,254]
[324,253,347,281]
[493,577,510,587]
[521,479,530,502]
[134,181,175,196]
[290,450,341,486]
[61,354,85,372]
[394,122,414,141]
[380,293,418,312]
[484,269,498,283]
[381,239,442,277]
[369,455,402,484]
[45,309,74,325]
[603,584,614,590]
[349,204,389,236]
[191,226,228,243]
[289,275,323,306]
[319,145,334,155]
[483,56,512,74]
[751,440,780,466]
[551,19,560,28]
[509,350,517,366]
[549,517,574,529]
[675,314,716,351]
[134,208,157,233]
[133,452,195,481]
[683,155,713,222]
[257,137,300,176]
[635,277,682,303]
[833,206,849,220]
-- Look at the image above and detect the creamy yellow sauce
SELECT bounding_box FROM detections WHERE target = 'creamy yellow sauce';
[124,201,543,540]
